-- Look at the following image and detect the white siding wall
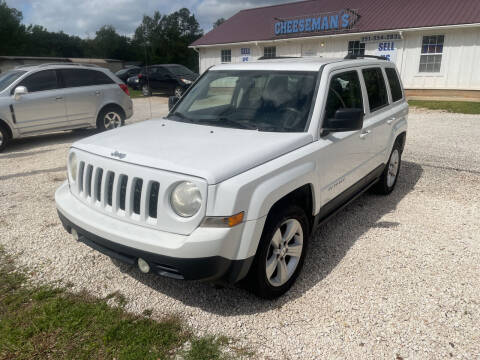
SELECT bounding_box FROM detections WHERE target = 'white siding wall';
[197,26,480,90]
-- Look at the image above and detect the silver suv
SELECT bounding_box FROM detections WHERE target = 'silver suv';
[0,63,133,152]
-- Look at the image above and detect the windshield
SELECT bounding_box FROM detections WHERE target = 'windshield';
[168,70,317,132]
[0,70,26,92]
[167,65,195,77]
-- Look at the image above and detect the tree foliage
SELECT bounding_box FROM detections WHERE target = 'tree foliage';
[213,18,226,29]
[0,1,203,71]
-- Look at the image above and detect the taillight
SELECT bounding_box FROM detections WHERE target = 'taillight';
[119,83,130,96]
[138,74,143,79]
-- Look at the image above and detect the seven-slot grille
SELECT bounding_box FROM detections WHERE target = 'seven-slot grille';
[75,160,160,221]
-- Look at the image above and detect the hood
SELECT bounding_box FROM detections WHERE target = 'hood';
[73,119,313,184]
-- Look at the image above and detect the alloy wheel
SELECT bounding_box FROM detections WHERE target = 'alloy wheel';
[265,218,304,287]
[103,112,122,130]
[387,149,400,187]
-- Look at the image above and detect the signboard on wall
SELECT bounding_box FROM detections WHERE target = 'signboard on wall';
[375,41,398,62]
[274,9,359,36]
[241,47,250,62]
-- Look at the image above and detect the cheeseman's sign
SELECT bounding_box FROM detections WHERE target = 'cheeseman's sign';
[274,9,359,36]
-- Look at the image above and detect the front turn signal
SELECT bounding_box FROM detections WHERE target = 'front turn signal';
[201,212,244,228]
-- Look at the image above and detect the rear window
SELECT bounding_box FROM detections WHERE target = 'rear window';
[362,68,389,112]
[385,68,403,102]
[60,69,114,88]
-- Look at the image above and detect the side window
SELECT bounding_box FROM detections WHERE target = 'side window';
[385,68,403,102]
[60,69,114,88]
[362,68,388,112]
[17,70,58,93]
[324,71,363,120]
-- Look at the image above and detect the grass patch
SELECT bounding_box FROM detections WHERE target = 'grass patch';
[128,88,143,99]
[408,100,480,114]
[0,247,245,360]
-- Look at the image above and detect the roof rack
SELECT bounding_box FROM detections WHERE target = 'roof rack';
[257,56,302,60]
[344,54,388,61]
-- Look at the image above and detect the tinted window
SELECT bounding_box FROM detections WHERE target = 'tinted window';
[362,68,388,112]
[385,68,403,102]
[0,70,26,92]
[18,70,58,93]
[60,69,114,88]
[325,71,363,120]
[167,65,194,76]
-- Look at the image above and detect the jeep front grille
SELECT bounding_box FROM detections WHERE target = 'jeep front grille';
[69,150,207,235]
[76,161,160,220]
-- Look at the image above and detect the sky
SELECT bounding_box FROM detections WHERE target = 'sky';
[6,0,298,38]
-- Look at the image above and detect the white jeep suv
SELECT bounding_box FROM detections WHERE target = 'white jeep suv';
[0,63,133,152]
[55,57,408,298]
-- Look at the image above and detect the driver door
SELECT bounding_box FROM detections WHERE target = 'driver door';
[12,69,68,134]
[316,69,373,204]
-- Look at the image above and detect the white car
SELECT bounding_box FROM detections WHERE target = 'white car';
[55,56,408,298]
[0,63,133,152]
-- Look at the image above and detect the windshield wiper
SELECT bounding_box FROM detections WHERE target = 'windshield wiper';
[169,111,196,123]
[215,117,258,130]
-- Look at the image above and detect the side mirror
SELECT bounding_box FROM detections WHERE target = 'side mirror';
[168,96,179,111]
[323,108,364,133]
[13,86,28,100]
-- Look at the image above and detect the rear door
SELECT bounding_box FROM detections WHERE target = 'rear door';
[12,69,68,134]
[359,67,391,165]
[59,69,115,126]
[380,67,408,154]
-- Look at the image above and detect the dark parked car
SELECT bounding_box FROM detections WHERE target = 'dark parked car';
[138,64,198,97]
[126,75,141,90]
[115,66,141,82]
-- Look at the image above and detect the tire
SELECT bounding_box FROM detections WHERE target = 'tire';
[173,86,184,98]
[0,125,9,152]
[96,107,125,132]
[142,84,152,97]
[373,140,402,195]
[244,205,310,299]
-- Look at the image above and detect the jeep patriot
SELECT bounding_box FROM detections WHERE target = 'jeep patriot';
[56,57,408,298]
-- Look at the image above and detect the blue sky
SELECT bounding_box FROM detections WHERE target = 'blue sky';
[6,0,295,37]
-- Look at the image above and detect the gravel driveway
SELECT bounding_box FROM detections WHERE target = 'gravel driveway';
[0,101,479,359]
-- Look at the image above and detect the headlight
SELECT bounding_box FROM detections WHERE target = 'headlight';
[181,78,192,84]
[68,152,78,182]
[170,181,202,217]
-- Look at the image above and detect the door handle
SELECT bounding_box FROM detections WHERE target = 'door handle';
[55,96,63,101]
[387,117,396,125]
[359,130,371,139]
[94,90,101,95]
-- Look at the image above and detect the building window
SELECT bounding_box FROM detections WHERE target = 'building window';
[348,41,365,56]
[419,35,444,72]
[263,46,276,58]
[221,49,231,63]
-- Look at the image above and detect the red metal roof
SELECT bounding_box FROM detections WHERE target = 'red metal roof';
[192,0,480,46]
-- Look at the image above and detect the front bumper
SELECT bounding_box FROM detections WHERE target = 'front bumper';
[55,182,252,282]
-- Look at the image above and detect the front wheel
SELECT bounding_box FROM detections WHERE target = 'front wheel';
[0,125,9,152]
[96,108,124,132]
[373,140,402,195]
[244,205,309,299]
[174,86,184,98]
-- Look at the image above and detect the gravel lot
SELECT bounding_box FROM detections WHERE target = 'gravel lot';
[1,100,479,359]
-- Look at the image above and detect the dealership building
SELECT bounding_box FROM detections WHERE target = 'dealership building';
[191,0,480,100]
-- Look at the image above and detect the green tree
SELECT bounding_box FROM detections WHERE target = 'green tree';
[213,18,226,29]
[134,8,203,72]
[0,0,26,55]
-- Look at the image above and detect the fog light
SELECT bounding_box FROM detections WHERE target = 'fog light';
[71,228,79,241]
[138,258,150,273]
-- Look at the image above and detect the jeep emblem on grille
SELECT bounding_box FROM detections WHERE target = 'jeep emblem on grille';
[111,150,126,159]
